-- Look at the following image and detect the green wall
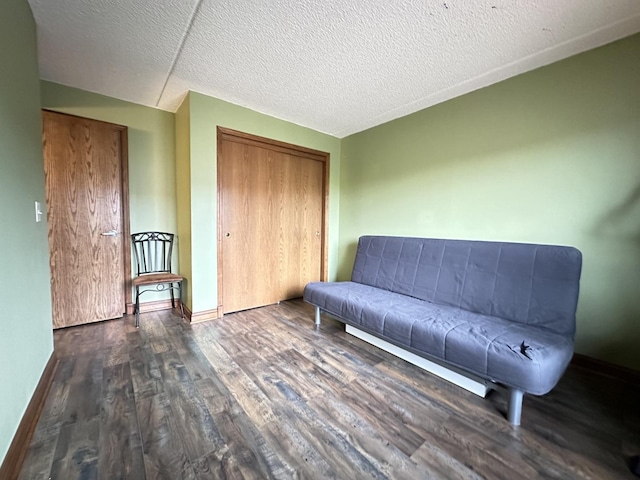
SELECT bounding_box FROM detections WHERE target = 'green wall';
[40,81,178,303]
[0,0,54,464]
[175,99,193,309]
[340,34,640,369]
[183,92,341,313]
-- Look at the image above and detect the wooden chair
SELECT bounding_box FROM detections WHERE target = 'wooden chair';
[131,231,184,327]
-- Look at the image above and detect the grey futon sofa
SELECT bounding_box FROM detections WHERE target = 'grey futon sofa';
[304,236,582,425]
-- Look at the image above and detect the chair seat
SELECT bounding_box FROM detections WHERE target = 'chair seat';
[133,272,183,286]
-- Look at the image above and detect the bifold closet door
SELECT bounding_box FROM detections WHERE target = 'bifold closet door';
[218,130,326,314]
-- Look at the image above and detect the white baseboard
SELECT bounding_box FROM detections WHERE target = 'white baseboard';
[345,324,490,397]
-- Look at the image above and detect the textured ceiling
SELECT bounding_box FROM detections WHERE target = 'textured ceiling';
[29,0,640,137]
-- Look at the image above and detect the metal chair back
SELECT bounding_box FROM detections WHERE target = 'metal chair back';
[131,231,175,276]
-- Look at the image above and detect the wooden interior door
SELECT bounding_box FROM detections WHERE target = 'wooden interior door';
[218,128,328,314]
[43,111,130,328]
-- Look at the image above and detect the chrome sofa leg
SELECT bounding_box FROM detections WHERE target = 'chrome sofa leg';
[315,307,321,326]
[507,388,524,426]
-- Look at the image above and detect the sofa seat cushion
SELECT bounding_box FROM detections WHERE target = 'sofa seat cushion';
[304,281,573,395]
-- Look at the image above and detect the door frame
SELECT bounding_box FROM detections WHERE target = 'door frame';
[42,110,133,318]
[216,126,330,316]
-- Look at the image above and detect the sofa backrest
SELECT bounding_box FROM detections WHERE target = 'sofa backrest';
[351,236,582,336]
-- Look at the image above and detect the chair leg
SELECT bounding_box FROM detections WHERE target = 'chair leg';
[135,286,140,328]
[170,284,176,309]
[179,281,184,319]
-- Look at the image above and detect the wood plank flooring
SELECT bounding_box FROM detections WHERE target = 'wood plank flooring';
[18,300,640,479]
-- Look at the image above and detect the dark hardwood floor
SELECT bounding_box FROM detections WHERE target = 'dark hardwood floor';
[18,300,640,479]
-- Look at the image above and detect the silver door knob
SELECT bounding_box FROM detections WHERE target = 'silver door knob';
[101,230,118,237]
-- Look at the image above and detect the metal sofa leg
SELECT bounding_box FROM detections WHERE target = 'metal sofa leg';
[315,307,321,326]
[507,388,524,426]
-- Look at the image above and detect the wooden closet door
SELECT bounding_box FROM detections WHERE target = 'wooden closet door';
[277,151,324,300]
[218,130,327,314]
[43,111,128,328]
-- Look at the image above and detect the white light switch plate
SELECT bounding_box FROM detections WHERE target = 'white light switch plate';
[35,201,44,222]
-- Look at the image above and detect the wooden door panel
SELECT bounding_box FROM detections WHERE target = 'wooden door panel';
[86,118,124,321]
[220,142,279,312]
[277,153,323,300]
[219,131,327,315]
[44,111,126,328]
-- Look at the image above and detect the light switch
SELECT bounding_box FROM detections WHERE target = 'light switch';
[35,201,44,223]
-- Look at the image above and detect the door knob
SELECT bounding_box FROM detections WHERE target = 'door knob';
[101,230,118,237]
[226,232,231,237]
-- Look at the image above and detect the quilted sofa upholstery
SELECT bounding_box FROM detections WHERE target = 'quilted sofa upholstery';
[304,236,582,425]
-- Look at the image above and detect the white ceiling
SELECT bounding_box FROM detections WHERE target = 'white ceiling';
[29,0,640,138]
